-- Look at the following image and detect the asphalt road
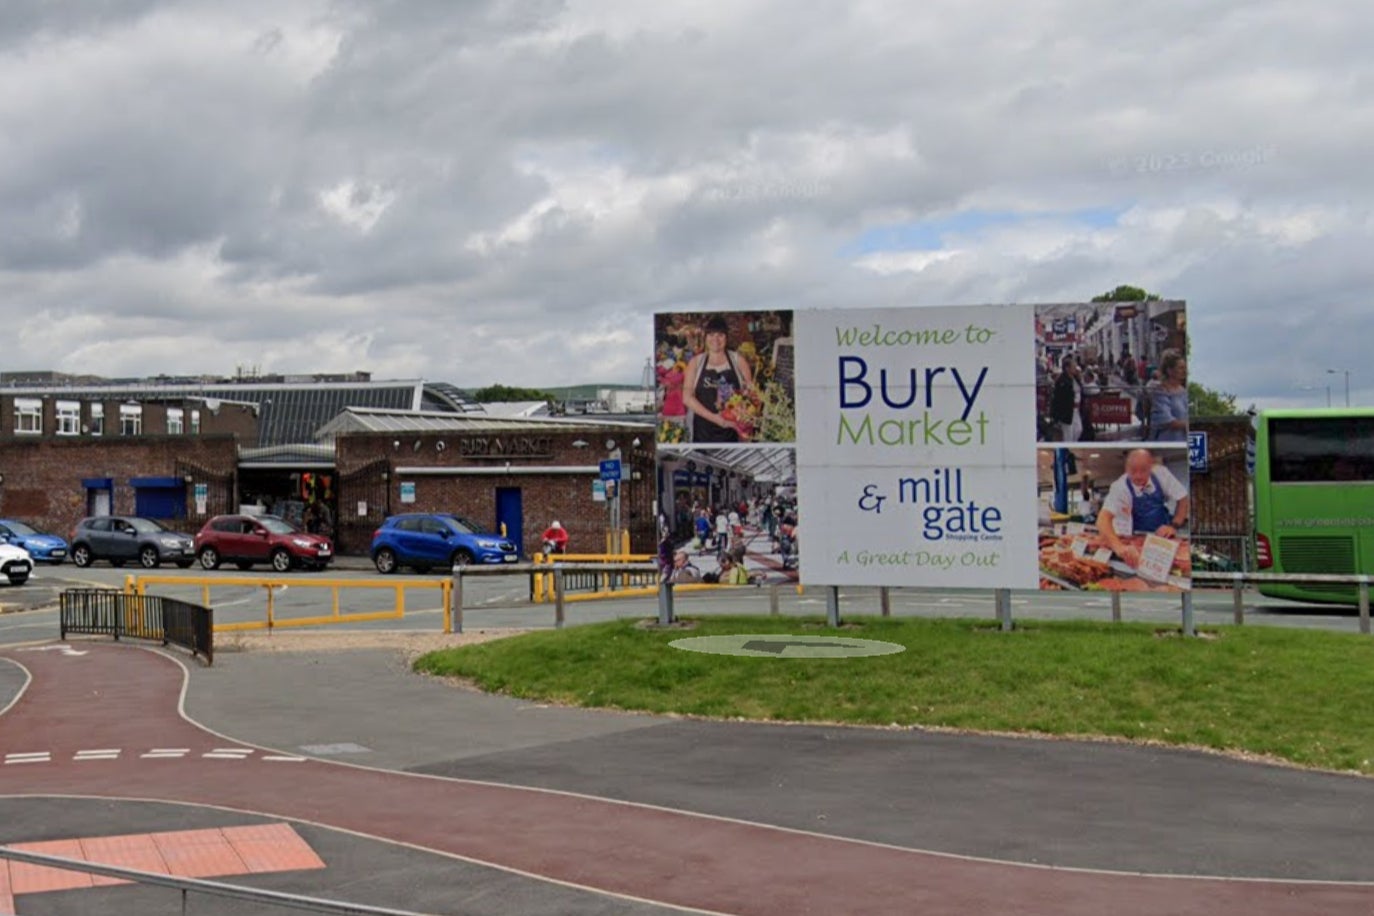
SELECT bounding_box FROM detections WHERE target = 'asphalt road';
[1,560,1370,647]
[6,643,1374,916]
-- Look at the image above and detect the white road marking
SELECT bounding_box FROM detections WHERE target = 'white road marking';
[4,752,51,764]
[74,751,120,761]
[202,750,254,759]
[141,749,189,758]
[261,755,306,762]
[15,645,87,656]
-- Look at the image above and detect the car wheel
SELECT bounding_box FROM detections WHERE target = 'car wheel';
[451,549,474,568]
[374,548,398,574]
[72,545,92,568]
[139,546,161,569]
[7,574,28,586]
[270,549,292,573]
[199,547,221,570]
[235,561,254,570]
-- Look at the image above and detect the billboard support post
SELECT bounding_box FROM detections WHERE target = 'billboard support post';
[1181,591,1195,637]
[879,587,891,617]
[996,588,1013,632]
[825,587,841,628]
[657,581,674,627]
[1358,577,1369,636]
[1111,591,1122,623]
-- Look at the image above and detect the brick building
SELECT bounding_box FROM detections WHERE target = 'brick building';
[0,435,241,540]
[320,409,656,556]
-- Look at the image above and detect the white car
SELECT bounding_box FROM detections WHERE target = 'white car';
[0,542,33,585]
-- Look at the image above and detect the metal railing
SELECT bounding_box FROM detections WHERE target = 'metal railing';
[60,588,214,664]
[0,845,430,915]
[456,562,703,631]
[1192,570,1374,634]
[124,575,452,635]
[530,553,661,602]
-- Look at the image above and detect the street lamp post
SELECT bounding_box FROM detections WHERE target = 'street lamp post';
[1327,368,1351,407]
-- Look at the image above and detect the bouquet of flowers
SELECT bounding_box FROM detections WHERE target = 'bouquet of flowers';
[657,418,686,444]
[718,385,764,441]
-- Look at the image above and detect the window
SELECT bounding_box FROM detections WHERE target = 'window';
[190,409,201,434]
[119,404,142,436]
[56,401,80,436]
[1269,417,1374,483]
[167,408,184,435]
[15,398,41,435]
[89,403,104,436]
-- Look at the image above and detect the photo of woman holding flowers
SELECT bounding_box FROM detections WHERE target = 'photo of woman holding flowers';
[682,315,757,442]
[654,310,795,445]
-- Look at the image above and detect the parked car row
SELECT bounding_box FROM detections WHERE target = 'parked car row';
[1,510,518,576]
[63,514,330,571]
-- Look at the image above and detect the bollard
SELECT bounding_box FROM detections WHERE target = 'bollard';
[1111,591,1122,623]
[769,583,780,616]
[825,586,841,627]
[996,588,1013,632]
[1360,578,1371,636]
[1181,590,1195,637]
[554,567,566,629]
[658,581,674,626]
[451,572,463,634]
[1232,573,1244,626]
[880,587,891,617]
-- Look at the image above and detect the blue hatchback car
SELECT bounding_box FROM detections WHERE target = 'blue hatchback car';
[371,513,518,573]
[0,519,69,564]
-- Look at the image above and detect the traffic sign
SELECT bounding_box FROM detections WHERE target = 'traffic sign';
[599,459,623,482]
[1188,431,1208,473]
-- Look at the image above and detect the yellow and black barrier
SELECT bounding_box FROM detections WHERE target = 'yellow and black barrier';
[124,574,455,634]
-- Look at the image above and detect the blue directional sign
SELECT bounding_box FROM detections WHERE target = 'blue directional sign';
[1187,432,1208,473]
[599,459,623,482]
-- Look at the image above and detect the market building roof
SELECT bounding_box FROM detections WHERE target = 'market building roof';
[315,407,652,440]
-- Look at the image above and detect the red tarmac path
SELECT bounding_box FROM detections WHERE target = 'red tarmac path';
[3,641,1373,915]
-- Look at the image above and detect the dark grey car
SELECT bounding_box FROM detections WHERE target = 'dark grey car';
[70,516,196,569]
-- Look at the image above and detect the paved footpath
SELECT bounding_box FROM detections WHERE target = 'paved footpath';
[3,642,1374,915]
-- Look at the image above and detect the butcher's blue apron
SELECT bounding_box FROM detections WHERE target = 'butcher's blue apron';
[1129,473,1172,533]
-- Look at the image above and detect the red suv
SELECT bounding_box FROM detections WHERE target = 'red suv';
[194,514,333,572]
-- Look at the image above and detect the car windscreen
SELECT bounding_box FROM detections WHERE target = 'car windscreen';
[443,515,488,535]
[258,517,299,534]
[129,518,171,533]
[4,521,38,535]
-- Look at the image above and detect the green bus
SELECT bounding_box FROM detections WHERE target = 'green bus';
[1254,407,1374,604]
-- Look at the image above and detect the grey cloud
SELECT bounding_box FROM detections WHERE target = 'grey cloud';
[0,0,1370,403]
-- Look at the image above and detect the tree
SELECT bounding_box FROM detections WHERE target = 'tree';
[1091,285,1160,303]
[1188,382,1238,416]
[1090,284,1242,416]
[470,384,557,403]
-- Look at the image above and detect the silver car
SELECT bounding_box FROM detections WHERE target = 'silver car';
[70,516,196,569]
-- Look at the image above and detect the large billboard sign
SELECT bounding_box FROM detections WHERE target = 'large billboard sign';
[794,306,1039,588]
[654,302,1190,593]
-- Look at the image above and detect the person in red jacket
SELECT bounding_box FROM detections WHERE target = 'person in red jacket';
[541,520,569,555]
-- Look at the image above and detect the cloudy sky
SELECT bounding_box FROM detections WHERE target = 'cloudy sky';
[2,0,1370,408]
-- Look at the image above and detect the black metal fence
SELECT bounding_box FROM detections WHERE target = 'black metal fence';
[60,589,214,665]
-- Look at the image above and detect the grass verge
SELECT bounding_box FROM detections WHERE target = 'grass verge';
[413,616,1374,775]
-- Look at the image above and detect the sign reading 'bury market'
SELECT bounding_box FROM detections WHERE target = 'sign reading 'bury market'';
[795,306,1039,588]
